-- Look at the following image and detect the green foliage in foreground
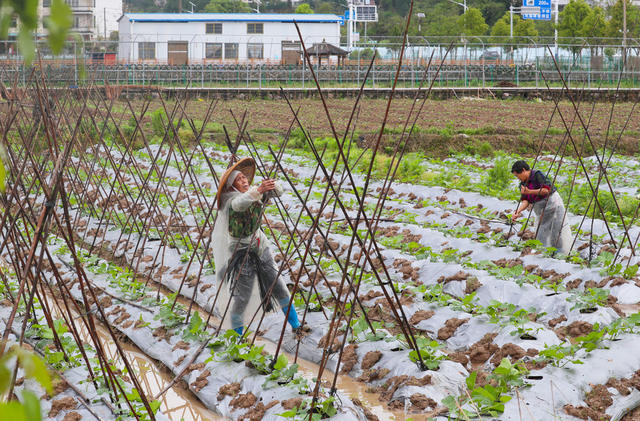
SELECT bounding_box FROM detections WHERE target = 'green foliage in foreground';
[0,344,52,421]
[0,0,71,65]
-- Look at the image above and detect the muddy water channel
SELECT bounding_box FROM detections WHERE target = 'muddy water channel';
[50,291,409,420]
[257,339,409,421]
[48,299,222,421]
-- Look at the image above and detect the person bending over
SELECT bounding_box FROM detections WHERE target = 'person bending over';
[511,160,572,254]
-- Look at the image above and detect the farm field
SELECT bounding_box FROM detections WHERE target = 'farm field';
[2,90,640,421]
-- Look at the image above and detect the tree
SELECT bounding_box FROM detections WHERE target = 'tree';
[490,12,537,52]
[315,2,336,14]
[582,6,607,49]
[295,3,314,13]
[457,8,489,36]
[606,0,640,41]
[479,1,510,27]
[490,11,511,42]
[513,17,538,44]
[534,20,556,39]
[557,0,592,57]
[204,0,252,12]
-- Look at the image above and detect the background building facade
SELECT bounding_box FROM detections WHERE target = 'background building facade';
[117,13,343,64]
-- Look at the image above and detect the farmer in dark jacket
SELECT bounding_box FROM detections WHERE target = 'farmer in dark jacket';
[511,160,572,254]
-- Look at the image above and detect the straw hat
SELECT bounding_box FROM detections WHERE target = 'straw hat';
[216,157,256,208]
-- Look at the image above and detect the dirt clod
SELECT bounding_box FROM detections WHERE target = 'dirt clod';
[230,392,257,410]
[281,397,303,410]
[490,343,526,365]
[49,397,77,417]
[564,321,593,338]
[218,382,241,400]
[585,384,613,414]
[172,341,190,351]
[242,401,279,421]
[409,310,435,325]
[340,344,359,374]
[548,315,567,328]
[152,326,171,342]
[409,393,437,410]
[467,333,499,364]
[192,369,210,392]
[437,318,469,340]
[465,277,482,294]
[358,368,390,382]
[361,351,383,370]
[62,412,82,421]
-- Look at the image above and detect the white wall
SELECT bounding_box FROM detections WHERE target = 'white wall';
[118,18,341,63]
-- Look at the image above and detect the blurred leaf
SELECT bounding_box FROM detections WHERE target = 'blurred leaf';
[20,390,41,421]
[45,0,72,54]
[17,30,34,66]
[0,364,10,393]
[17,349,52,394]
[0,401,29,421]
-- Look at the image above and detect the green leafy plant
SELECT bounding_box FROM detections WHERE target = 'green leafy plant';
[279,396,338,420]
[443,358,529,418]
[182,311,207,342]
[623,264,639,280]
[408,338,445,370]
[569,288,609,311]
[484,156,513,192]
[154,294,186,329]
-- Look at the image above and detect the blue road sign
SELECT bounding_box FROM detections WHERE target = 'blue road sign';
[522,0,551,20]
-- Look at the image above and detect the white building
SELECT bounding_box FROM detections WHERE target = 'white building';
[38,0,123,39]
[117,13,343,64]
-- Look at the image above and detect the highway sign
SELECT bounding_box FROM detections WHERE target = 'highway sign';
[522,0,551,20]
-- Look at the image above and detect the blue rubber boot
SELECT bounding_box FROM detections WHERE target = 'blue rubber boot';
[280,297,300,329]
[231,313,244,336]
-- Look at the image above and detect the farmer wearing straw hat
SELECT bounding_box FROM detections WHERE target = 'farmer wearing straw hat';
[212,157,307,336]
[511,160,572,254]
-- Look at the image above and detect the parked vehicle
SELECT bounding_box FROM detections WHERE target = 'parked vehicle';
[479,50,500,62]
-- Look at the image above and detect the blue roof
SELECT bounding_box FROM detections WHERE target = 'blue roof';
[121,13,342,24]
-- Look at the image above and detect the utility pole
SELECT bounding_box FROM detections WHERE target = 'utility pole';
[510,5,513,37]
[104,7,106,39]
[623,0,627,64]
[554,0,558,49]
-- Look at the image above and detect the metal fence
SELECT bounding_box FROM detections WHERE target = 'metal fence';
[1,37,639,88]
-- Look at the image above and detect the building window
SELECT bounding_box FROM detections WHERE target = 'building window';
[206,23,222,34]
[247,23,263,34]
[225,43,238,59]
[139,42,155,60]
[247,43,263,59]
[205,43,222,59]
